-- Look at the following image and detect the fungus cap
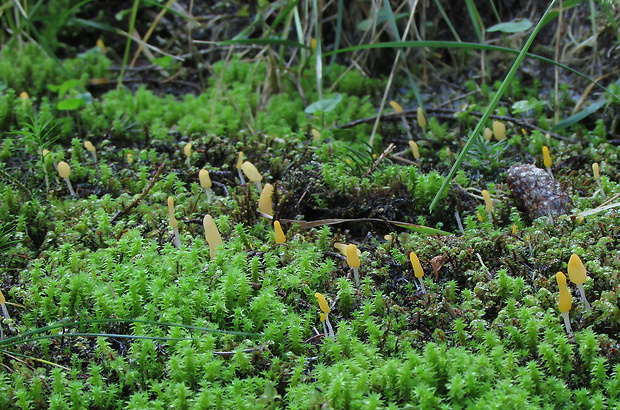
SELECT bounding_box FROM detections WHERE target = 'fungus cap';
[84,141,96,152]
[258,183,274,216]
[241,161,262,182]
[542,146,552,168]
[493,120,506,141]
[184,143,192,157]
[57,161,71,179]
[481,190,493,212]
[236,152,244,169]
[314,292,330,314]
[410,252,424,279]
[203,215,223,257]
[417,106,427,127]
[274,220,286,244]
[567,254,587,284]
[0,289,4,304]
[556,271,572,313]
[389,100,403,113]
[199,169,212,189]
[409,140,420,159]
[592,162,600,179]
[345,244,361,268]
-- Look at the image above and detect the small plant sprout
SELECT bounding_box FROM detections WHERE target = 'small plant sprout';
[203,214,223,258]
[542,146,553,178]
[345,244,361,287]
[0,289,9,339]
[242,161,263,193]
[409,252,426,293]
[483,127,493,141]
[274,220,286,244]
[199,169,213,203]
[592,162,606,198]
[492,120,506,141]
[481,189,493,221]
[314,292,334,337]
[567,254,591,311]
[236,152,245,184]
[57,161,76,196]
[167,197,181,248]
[83,140,97,162]
[408,140,420,160]
[556,271,574,337]
[258,183,274,218]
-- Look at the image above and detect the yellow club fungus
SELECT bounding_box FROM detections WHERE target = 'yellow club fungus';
[311,129,321,142]
[274,221,286,244]
[57,161,76,196]
[389,100,404,113]
[241,161,263,193]
[183,143,192,167]
[319,312,328,337]
[483,127,493,141]
[408,140,420,160]
[592,162,606,198]
[542,146,553,177]
[481,189,493,221]
[199,169,213,203]
[409,252,426,293]
[314,292,334,337]
[492,120,506,141]
[258,183,274,218]
[167,197,181,248]
[203,214,223,258]
[236,152,245,184]
[0,289,8,340]
[556,271,574,337]
[345,244,361,287]
[417,106,427,128]
[83,140,97,162]
[567,254,591,311]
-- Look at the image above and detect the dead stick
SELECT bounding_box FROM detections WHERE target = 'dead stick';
[110,163,165,223]
[362,143,396,178]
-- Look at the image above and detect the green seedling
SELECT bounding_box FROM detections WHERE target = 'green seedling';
[556,271,573,337]
[258,183,274,218]
[0,289,9,340]
[567,254,591,311]
[203,214,223,258]
[410,251,426,293]
[57,161,75,196]
[167,196,181,248]
[242,161,263,194]
[84,140,97,162]
[315,292,334,337]
[199,169,213,203]
[274,220,286,244]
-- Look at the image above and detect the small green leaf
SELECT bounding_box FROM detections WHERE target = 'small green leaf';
[551,99,608,132]
[487,19,533,33]
[305,94,343,114]
[57,98,84,110]
[511,99,539,114]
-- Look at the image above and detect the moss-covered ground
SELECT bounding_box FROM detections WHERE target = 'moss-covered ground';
[1,1,620,408]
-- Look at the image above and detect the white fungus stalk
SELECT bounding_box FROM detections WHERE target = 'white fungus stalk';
[167,197,181,248]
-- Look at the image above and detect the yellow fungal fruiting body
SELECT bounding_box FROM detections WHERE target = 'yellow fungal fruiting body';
[408,140,420,160]
[542,146,552,168]
[274,221,286,244]
[417,106,427,128]
[345,244,360,268]
[410,252,424,279]
[567,254,587,284]
[0,289,4,304]
[483,127,493,141]
[492,120,506,141]
[199,169,212,189]
[203,215,223,258]
[315,292,330,314]
[592,162,600,179]
[57,161,71,179]
[481,190,493,213]
[167,197,176,225]
[258,183,274,217]
[242,161,262,182]
[556,271,572,312]
[389,101,404,113]
[84,141,95,152]
[184,143,192,158]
